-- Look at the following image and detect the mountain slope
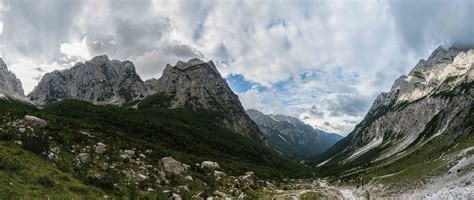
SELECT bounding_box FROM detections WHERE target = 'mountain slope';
[144,58,265,141]
[312,47,474,194]
[247,109,341,158]
[0,58,27,101]
[0,97,308,197]
[28,55,147,105]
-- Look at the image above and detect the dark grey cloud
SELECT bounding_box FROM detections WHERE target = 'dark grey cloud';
[113,17,172,57]
[32,67,46,72]
[3,0,84,60]
[389,0,474,52]
[163,44,203,58]
[328,93,372,117]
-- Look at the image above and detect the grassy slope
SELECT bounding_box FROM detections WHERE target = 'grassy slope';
[0,98,308,197]
[41,100,307,178]
[0,141,106,198]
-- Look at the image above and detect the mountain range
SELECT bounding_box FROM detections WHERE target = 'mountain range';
[0,45,472,198]
[247,109,341,158]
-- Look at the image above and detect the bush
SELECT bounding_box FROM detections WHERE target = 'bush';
[21,133,49,156]
[0,131,16,141]
[38,176,56,187]
[0,156,24,170]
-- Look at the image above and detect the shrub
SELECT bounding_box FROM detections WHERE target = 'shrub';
[38,176,56,187]
[21,133,49,156]
[0,156,24,170]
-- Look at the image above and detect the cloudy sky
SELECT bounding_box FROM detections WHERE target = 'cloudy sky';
[0,0,473,135]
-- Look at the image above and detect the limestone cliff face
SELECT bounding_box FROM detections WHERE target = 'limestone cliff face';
[147,58,265,141]
[0,58,26,100]
[247,109,342,158]
[28,55,147,105]
[316,46,474,167]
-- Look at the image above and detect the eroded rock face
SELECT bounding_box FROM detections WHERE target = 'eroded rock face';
[317,46,474,166]
[147,58,265,141]
[0,58,25,99]
[28,55,147,105]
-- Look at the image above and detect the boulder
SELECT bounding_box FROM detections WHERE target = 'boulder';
[201,161,220,171]
[172,193,182,200]
[213,171,226,178]
[94,142,107,154]
[137,174,147,181]
[240,174,254,185]
[76,153,90,165]
[23,115,48,127]
[161,157,186,175]
[185,175,194,182]
[122,150,135,159]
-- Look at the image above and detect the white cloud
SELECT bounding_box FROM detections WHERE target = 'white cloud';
[1,0,472,135]
[60,38,90,61]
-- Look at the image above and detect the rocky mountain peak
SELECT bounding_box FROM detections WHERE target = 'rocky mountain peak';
[316,46,474,168]
[28,55,147,105]
[0,58,25,99]
[369,46,473,114]
[174,58,207,69]
[146,58,265,141]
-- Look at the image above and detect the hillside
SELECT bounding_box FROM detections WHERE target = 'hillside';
[310,46,474,197]
[0,97,309,198]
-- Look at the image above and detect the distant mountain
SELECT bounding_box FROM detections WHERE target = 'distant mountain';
[247,109,342,158]
[28,55,147,105]
[0,58,26,100]
[311,46,474,195]
[143,58,265,142]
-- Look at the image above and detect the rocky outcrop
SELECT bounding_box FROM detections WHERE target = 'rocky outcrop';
[247,109,341,158]
[315,46,474,168]
[28,55,147,105]
[146,58,265,141]
[0,58,26,100]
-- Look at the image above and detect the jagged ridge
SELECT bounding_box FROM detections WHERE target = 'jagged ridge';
[28,55,147,105]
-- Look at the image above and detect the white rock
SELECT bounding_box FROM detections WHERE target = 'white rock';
[94,142,107,154]
[122,150,135,158]
[185,175,194,182]
[240,174,254,185]
[161,157,186,175]
[76,153,90,165]
[213,171,226,178]
[23,115,48,127]
[172,193,182,200]
[137,174,147,181]
[201,161,220,171]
